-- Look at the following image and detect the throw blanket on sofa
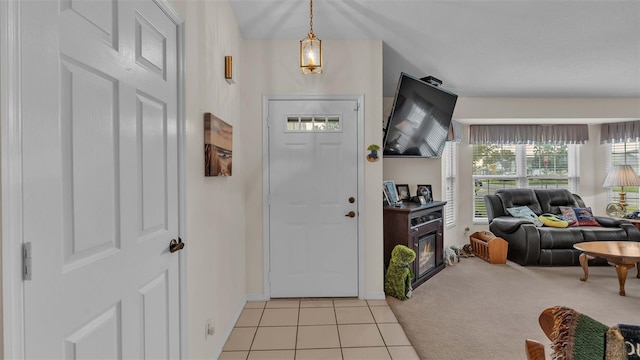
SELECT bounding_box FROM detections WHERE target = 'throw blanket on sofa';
[550,306,608,360]
[549,306,640,360]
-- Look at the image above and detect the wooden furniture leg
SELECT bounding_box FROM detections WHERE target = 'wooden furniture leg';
[637,262,640,278]
[579,252,589,281]
[614,263,635,296]
[539,308,555,341]
[525,339,546,360]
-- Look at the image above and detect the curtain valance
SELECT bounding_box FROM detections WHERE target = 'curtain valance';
[447,120,463,143]
[600,120,640,144]
[469,124,589,145]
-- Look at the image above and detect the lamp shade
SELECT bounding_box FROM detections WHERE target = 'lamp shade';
[602,165,640,187]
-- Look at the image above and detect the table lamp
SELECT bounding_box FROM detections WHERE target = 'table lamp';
[602,165,640,208]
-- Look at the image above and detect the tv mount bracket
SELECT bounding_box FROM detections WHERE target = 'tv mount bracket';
[420,76,442,87]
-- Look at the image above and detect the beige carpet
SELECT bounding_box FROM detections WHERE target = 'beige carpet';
[386,257,640,360]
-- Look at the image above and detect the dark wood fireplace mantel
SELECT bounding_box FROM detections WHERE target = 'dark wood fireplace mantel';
[383,201,446,289]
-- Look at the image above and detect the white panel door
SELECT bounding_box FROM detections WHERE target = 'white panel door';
[19,1,181,358]
[269,100,359,297]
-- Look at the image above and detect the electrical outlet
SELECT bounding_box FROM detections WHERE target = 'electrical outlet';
[205,318,215,339]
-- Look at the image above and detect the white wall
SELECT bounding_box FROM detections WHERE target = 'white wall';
[383,97,640,247]
[454,98,640,121]
[242,40,384,299]
[171,1,245,358]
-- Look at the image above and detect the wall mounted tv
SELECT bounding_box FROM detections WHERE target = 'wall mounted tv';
[383,73,458,158]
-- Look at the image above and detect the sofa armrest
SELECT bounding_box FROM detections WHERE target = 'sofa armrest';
[595,217,640,240]
[491,216,537,233]
[619,222,640,241]
[484,194,505,222]
[594,216,623,227]
[489,221,541,265]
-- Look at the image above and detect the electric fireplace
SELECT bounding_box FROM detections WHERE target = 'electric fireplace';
[383,201,446,289]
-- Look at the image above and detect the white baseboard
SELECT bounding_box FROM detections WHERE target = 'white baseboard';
[212,296,247,359]
[364,292,386,300]
[246,293,268,301]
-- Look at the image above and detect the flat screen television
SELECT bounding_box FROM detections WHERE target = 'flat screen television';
[383,73,458,158]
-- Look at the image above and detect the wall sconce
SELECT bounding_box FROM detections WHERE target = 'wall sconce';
[225,56,234,84]
[300,0,322,74]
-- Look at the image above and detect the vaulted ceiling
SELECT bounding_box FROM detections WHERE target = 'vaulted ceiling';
[229,0,640,98]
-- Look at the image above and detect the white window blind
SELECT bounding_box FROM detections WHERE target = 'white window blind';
[472,144,579,221]
[443,142,456,228]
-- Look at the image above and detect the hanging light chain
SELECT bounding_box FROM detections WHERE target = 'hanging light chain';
[309,0,314,35]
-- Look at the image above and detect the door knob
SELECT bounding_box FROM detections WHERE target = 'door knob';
[345,211,356,218]
[348,197,355,203]
[169,238,185,253]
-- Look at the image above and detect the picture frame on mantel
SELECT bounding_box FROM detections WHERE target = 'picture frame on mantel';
[416,184,433,202]
[395,184,410,201]
[383,180,400,205]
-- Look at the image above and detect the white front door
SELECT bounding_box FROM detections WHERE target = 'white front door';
[268,99,359,297]
[18,1,182,358]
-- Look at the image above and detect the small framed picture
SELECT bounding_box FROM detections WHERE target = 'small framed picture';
[395,184,410,201]
[383,180,400,205]
[416,184,433,202]
[418,195,427,205]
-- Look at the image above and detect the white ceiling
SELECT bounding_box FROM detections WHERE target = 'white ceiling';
[229,0,640,98]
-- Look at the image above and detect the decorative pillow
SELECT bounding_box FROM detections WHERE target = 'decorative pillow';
[559,206,579,227]
[614,324,640,360]
[573,207,600,227]
[607,324,640,360]
[506,206,543,227]
[539,213,569,228]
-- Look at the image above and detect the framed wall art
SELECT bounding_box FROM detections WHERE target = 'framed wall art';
[204,112,233,176]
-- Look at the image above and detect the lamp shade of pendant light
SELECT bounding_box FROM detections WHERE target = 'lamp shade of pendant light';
[300,0,322,74]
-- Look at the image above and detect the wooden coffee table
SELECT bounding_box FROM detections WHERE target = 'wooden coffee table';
[573,241,640,296]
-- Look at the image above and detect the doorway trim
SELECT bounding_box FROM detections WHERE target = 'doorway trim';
[262,94,365,300]
[0,1,187,358]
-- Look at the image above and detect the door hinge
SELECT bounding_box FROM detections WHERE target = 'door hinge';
[354,101,360,111]
[23,242,32,281]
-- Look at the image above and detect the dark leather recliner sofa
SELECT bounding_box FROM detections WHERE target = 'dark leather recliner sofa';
[484,189,640,266]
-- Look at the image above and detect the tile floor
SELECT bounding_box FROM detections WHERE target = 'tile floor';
[219,298,419,360]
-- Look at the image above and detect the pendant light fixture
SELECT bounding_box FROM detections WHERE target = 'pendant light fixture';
[300,0,322,74]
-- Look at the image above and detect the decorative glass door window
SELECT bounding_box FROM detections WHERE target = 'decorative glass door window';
[286,115,341,132]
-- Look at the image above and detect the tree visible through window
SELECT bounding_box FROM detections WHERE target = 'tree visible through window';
[473,144,579,221]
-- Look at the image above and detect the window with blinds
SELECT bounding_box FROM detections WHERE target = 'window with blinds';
[443,142,456,228]
[607,142,640,212]
[472,144,580,221]
[286,115,341,132]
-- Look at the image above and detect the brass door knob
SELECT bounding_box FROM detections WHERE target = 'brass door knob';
[345,211,356,218]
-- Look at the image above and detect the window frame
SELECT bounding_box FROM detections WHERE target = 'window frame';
[472,144,580,223]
